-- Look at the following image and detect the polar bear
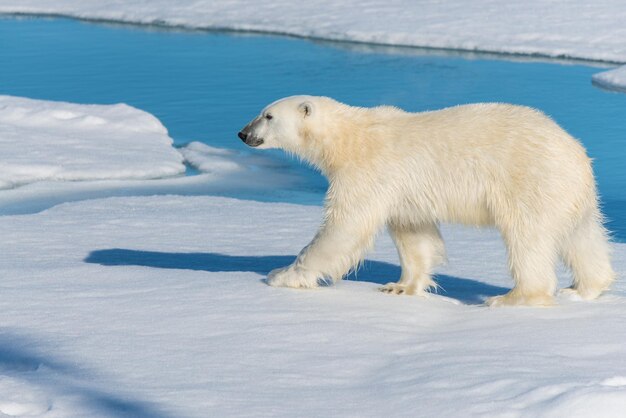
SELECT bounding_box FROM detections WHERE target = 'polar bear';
[238,96,615,306]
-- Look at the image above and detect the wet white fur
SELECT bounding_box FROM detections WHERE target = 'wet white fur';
[246,96,615,306]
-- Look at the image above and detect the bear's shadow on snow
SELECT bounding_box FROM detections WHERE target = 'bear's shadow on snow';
[86,249,509,305]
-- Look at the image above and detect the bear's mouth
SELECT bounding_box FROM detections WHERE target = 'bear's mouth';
[245,137,264,147]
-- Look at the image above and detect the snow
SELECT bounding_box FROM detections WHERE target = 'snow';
[0,95,185,189]
[177,141,293,178]
[1,0,626,91]
[593,66,626,93]
[179,142,242,174]
[0,194,625,417]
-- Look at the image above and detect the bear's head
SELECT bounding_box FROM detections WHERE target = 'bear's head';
[237,96,320,152]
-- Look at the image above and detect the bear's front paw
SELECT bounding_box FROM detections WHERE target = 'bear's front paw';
[266,264,321,289]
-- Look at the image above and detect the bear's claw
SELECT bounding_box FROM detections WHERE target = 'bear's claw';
[379,282,420,296]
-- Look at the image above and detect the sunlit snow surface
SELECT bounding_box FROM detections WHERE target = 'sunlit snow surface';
[0,95,184,189]
[0,195,625,417]
[1,0,626,91]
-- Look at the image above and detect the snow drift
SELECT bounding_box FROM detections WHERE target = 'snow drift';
[0,95,184,189]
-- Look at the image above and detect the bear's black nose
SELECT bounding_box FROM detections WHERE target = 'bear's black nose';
[238,131,248,141]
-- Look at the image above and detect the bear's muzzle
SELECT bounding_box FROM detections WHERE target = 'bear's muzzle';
[237,130,263,147]
[238,128,263,147]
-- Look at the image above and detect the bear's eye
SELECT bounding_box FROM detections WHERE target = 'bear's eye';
[265,114,273,120]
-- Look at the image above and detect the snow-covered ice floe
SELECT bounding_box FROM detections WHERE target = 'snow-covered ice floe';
[593,66,626,93]
[0,95,185,189]
[0,194,625,417]
[2,0,626,91]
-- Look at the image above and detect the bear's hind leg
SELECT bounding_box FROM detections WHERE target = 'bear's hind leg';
[380,222,446,296]
[487,231,558,307]
[560,210,615,300]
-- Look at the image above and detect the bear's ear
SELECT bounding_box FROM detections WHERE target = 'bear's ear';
[298,101,313,118]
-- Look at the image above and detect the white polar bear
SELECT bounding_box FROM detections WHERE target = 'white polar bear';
[238,96,615,306]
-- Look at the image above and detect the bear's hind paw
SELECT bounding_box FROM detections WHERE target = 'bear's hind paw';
[379,282,426,296]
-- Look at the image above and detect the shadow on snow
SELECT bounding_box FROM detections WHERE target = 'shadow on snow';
[85,249,509,305]
[0,332,175,418]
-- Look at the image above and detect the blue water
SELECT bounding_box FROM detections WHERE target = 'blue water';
[1,16,625,239]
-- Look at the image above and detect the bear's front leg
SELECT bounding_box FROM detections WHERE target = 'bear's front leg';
[266,200,384,289]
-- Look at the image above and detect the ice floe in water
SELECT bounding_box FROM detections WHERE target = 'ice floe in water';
[593,66,626,93]
[0,95,185,189]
